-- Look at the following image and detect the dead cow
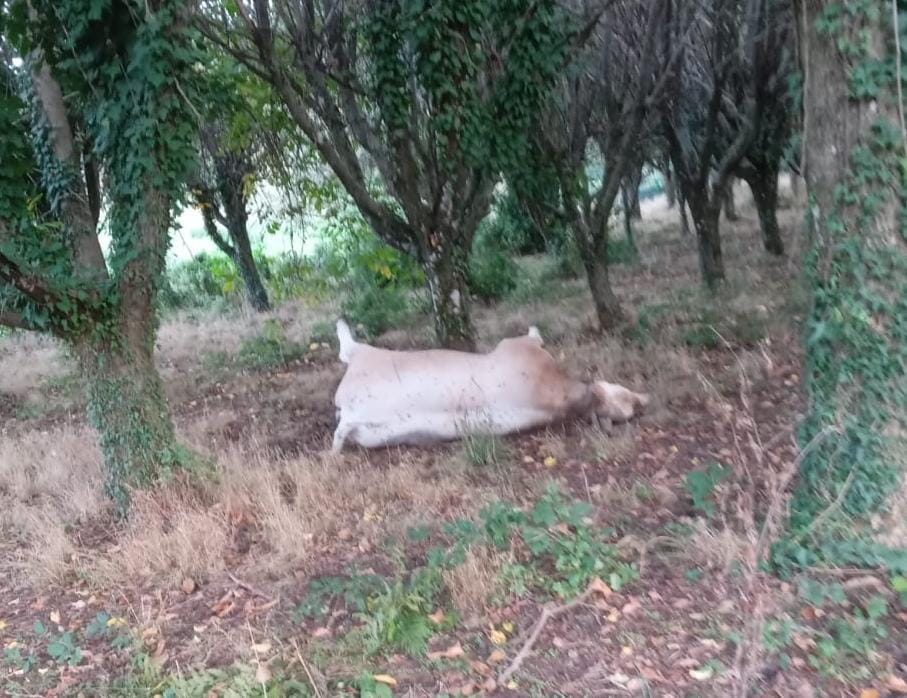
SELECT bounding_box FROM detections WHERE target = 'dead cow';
[331,319,649,452]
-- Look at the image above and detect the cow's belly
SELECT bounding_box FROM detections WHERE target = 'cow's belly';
[343,407,554,448]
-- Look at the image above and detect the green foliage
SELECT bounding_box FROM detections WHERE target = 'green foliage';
[364,0,571,176]
[358,570,442,656]
[158,253,241,310]
[461,430,509,468]
[809,597,890,679]
[684,463,729,518]
[296,573,386,620]
[237,320,304,369]
[781,0,907,564]
[46,631,83,667]
[467,228,519,302]
[434,485,635,599]
[892,575,907,606]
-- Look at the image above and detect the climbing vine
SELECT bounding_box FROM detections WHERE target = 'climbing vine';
[783,0,907,566]
[0,0,200,514]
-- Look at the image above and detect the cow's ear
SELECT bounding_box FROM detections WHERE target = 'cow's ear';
[527,326,544,346]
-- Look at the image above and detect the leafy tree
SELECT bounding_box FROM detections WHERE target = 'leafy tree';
[198,0,572,349]
[658,0,790,288]
[0,0,198,513]
[522,0,672,330]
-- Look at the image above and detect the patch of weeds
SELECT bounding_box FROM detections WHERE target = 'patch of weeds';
[462,430,508,468]
[684,568,704,584]
[3,644,38,674]
[118,661,314,698]
[797,578,847,606]
[309,320,337,348]
[624,301,672,345]
[436,484,636,599]
[684,462,728,517]
[296,573,386,620]
[809,596,890,680]
[681,322,721,350]
[357,568,446,656]
[729,308,768,345]
[891,575,907,606]
[46,631,83,666]
[238,319,305,369]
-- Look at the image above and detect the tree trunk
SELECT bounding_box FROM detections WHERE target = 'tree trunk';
[621,185,638,255]
[230,223,270,312]
[791,0,906,533]
[78,332,180,515]
[723,177,739,221]
[218,154,271,312]
[663,162,677,208]
[423,241,476,351]
[687,192,725,289]
[584,255,624,331]
[744,168,784,255]
[624,165,643,219]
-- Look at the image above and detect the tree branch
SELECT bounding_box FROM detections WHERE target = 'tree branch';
[0,309,38,332]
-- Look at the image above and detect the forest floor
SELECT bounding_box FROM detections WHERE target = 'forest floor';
[1,187,906,698]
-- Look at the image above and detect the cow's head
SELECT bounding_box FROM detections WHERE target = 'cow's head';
[591,381,650,423]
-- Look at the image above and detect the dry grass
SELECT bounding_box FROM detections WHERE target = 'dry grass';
[0,183,808,600]
[442,544,513,618]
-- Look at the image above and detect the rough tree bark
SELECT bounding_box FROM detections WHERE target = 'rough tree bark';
[791,0,906,532]
[742,165,784,255]
[685,187,725,288]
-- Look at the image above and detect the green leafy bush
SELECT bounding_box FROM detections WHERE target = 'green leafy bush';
[468,228,519,302]
[159,253,241,310]
[237,319,304,369]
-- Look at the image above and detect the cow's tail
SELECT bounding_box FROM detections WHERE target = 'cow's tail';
[337,318,357,363]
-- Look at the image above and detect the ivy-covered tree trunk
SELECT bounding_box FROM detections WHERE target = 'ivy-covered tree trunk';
[743,166,784,255]
[686,190,726,289]
[791,0,906,537]
[421,238,475,351]
[79,333,179,514]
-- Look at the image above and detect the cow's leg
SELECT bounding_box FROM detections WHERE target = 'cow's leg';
[331,421,353,453]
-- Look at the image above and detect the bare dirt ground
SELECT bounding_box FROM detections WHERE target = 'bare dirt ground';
[1,188,905,697]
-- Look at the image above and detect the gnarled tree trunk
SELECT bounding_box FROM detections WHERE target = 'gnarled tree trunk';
[686,190,725,289]
[743,166,784,255]
[421,238,475,351]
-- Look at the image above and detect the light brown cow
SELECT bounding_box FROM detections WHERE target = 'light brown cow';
[331,320,649,451]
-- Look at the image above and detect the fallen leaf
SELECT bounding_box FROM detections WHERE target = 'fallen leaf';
[49,611,61,625]
[506,680,518,690]
[373,674,397,687]
[107,616,127,628]
[689,666,714,681]
[489,628,507,645]
[488,649,507,664]
[427,643,465,661]
[481,678,497,693]
[588,577,613,598]
[501,621,514,633]
[543,456,557,467]
[311,627,331,638]
[458,682,476,695]
[0,620,6,631]
[470,660,491,676]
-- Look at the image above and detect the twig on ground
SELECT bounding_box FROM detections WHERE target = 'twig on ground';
[293,639,325,698]
[228,572,271,600]
[499,583,599,683]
